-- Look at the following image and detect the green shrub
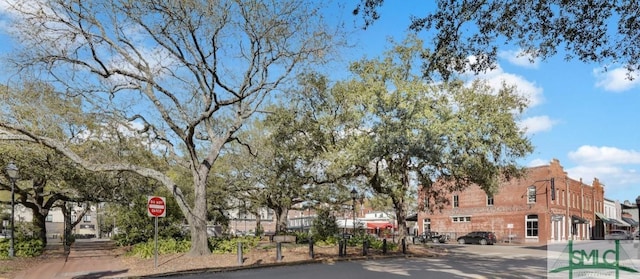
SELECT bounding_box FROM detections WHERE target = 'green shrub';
[127,238,190,259]
[310,208,339,241]
[367,238,397,251]
[315,235,339,246]
[207,236,260,254]
[126,236,264,259]
[0,238,45,259]
[292,232,311,244]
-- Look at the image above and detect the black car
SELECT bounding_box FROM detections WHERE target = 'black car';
[416,231,447,244]
[456,231,497,245]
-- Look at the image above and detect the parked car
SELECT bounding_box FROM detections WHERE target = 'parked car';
[635,231,639,239]
[456,231,497,245]
[416,231,448,244]
[604,230,633,240]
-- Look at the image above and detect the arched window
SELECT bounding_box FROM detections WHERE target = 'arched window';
[526,214,539,237]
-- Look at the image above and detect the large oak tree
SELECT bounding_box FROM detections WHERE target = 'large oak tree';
[309,36,534,240]
[1,0,343,255]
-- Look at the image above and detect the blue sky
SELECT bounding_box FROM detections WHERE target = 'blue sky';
[335,2,640,203]
[1,1,638,203]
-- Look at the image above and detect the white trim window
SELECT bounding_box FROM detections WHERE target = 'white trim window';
[452,216,471,223]
[526,214,539,238]
[423,218,431,232]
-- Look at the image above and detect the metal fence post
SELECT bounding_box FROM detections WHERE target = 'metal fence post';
[276,242,283,262]
[237,242,243,265]
[402,238,406,254]
[382,239,387,255]
[362,239,368,256]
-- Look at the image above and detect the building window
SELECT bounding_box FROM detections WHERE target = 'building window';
[452,216,471,223]
[526,214,539,237]
[487,195,494,206]
[453,195,459,208]
[46,215,53,222]
[423,218,431,232]
[83,215,91,223]
[423,197,430,210]
[527,186,536,203]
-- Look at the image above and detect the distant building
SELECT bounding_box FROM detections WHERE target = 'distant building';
[598,198,632,237]
[1,203,99,239]
[621,201,639,234]
[417,159,605,244]
[228,207,276,235]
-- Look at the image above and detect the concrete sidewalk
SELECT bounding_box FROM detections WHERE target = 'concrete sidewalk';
[14,239,129,279]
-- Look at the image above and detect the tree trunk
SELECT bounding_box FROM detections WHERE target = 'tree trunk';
[392,197,407,243]
[32,209,48,246]
[274,207,289,234]
[61,203,72,254]
[31,178,49,245]
[187,179,211,256]
[254,211,263,236]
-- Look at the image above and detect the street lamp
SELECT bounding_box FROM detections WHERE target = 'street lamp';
[636,195,640,259]
[350,188,357,234]
[5,162,18,258]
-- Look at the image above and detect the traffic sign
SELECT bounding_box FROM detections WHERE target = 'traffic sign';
[147,196,166,217]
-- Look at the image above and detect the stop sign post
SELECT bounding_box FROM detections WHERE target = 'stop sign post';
[148,196,166,217]
[147,196,166,269]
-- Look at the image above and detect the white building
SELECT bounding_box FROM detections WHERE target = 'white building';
[600,198,631,233]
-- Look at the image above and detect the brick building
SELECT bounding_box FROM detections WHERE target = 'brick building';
[417,159,605,244]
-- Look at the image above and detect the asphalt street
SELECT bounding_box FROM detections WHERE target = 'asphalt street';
[146,244,551,279]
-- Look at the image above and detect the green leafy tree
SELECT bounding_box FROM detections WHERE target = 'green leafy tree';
[311,208,339,241]
[0,81,167,249]
[249,75,366,233]
[354,0,640,80]
[1,0,344,256]
[112,194,185,246]
[333,36,532,240]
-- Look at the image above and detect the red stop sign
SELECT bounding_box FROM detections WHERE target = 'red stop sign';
[147,196,166,217]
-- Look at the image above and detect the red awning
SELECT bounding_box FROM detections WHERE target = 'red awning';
[366,222,395,229]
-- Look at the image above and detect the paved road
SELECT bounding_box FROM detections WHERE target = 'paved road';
[147,244,549,279]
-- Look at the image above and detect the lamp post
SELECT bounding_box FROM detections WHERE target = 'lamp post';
[636,195,640,259]
[350,188,357,234]
[5,162,18,258]
[636,195,640,237]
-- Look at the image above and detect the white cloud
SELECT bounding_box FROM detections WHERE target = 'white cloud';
[498,49,540,69]
[593,67,640,92]
[568,145,640,165]
[518,115,557,135]
[565,145,640,202]
[527,158,549,167]
[473,64,545,108]
[565,164,640,199]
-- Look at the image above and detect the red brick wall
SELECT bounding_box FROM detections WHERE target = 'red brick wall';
[418,159,604,244]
